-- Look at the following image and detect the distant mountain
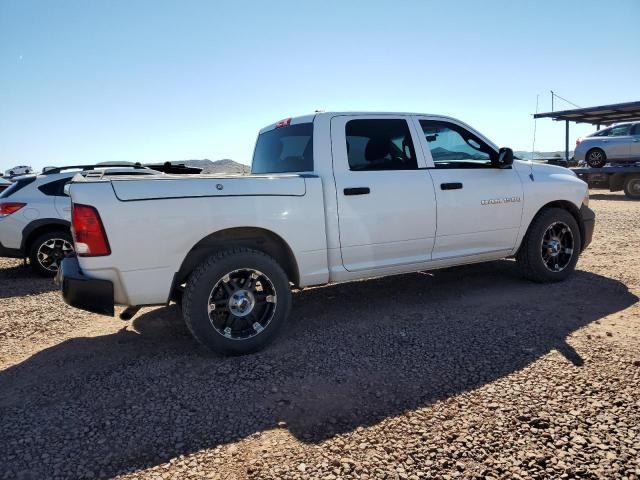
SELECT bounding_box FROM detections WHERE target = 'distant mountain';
[515,151,573,160]
[430,147,488,161]
[181,159,250,175]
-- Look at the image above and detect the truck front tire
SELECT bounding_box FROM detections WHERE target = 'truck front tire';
[182,248,292,355]
[516,208,581,283]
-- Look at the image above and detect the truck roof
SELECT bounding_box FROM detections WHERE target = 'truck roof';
[258,111,498,152]
[259,111,460,134]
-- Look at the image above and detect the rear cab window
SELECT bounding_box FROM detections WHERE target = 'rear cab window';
[251,122,313,174]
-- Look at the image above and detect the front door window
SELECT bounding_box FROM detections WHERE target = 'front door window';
[420,120,497,168]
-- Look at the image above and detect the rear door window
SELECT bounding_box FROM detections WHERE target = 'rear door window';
[609,125,630,136]
[252,123,313,174]
[345,119,417,171]
[592,128,611,137]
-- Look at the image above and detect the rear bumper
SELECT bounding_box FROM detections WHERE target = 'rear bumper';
[0,240,22,258]
[580,203,595,250]
[57,255,115,316]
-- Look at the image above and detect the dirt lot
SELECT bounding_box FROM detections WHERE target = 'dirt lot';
[1,192,639,480]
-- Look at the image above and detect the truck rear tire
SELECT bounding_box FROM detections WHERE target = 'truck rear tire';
[623,175,640,199]
[516,208,581,283]
[182,248,292,355]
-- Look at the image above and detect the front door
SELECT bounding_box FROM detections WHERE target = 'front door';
[331,115,437,272]
[413,117,524,260]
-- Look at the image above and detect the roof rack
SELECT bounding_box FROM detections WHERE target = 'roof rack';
[41,162,147,175]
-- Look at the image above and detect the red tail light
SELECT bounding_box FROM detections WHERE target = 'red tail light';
[576,138,582,146]
[0,202,26,217]
[71,204,111,256]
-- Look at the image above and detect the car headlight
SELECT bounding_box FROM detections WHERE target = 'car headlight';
[583,191,589,207]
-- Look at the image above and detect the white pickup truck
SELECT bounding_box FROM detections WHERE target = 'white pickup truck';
[59,112,595,354]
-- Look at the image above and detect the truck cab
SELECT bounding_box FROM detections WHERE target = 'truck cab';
[252,113,588,277]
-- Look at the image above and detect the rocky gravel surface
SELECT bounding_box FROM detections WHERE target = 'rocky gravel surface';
[1,191,639,480]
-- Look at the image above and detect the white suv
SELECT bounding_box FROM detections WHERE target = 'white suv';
[0,164,160,276]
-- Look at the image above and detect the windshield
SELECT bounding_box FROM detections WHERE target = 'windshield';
[252,123,313,174]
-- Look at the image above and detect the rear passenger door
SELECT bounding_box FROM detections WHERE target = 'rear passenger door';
[630,124,640,158]
[602,124,632,160]
[331,115,437,272]
[413,116,523,260]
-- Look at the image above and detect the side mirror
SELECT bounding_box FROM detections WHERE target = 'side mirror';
[496,147,514,168]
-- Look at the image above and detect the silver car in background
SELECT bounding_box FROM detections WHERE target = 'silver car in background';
[575,122,640,168]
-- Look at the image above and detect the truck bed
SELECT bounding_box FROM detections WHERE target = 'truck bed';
[67,173,329,305]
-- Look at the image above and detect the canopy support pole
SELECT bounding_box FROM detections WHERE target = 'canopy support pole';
[565,120,570,163]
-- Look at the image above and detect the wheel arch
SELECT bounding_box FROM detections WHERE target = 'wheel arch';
[526,200,587,252]
[173,227,300,295]
[21,219,71,255]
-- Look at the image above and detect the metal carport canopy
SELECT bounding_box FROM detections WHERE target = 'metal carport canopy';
[533,101,640,126]
[532,100,640,163]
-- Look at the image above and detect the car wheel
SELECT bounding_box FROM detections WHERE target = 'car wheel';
[29,231,74,277]
[586,148,607,168]
[516,208,581,283]
[182,248,292,355]
[623,175,640,199]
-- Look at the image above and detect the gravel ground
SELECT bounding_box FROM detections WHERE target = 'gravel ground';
[1,191,639,480]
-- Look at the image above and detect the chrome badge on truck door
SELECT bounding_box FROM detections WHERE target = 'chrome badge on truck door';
[481,196,521,206]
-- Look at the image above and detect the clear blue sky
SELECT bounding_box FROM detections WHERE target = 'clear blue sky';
[1,0,639,170]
